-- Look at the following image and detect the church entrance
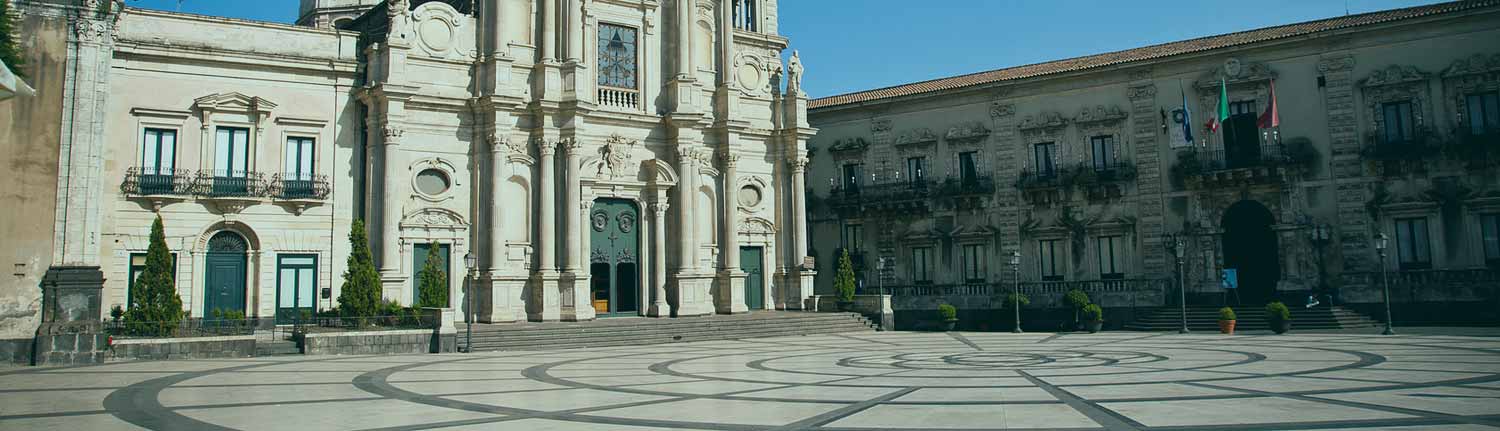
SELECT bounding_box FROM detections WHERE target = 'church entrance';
[741,247,765,310]
[589,199,641,316]
[1221,200,1281,304]
[204,231,249,318]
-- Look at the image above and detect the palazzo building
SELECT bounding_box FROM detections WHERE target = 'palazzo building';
[806,1,1500,317]
[0,0,817,359]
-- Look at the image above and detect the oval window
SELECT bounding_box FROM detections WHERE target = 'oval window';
[415,169,450,196]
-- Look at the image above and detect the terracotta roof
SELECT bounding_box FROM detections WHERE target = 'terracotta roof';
[809,1,1498,110]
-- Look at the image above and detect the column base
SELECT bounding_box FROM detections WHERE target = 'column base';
[379,271,407,305]
[780,269,817,311]
[716,270,749,314]
[479,274,528,323]
[559,271,595,322]
[526,271,562,322]
[669,273,715,317]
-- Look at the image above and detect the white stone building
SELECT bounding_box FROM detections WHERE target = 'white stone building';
[4,0,816,335]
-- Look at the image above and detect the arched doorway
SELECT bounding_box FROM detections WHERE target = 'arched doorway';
[204,231,249,317]
[1221,200,1280,304]
[589,199,641,316]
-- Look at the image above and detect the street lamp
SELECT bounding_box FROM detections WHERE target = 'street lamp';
[1375,233,1395,335]
[1009,251,1022,334]
[463,252,477,352]
[1309,224,1333,306]
[1164,233,1188,334]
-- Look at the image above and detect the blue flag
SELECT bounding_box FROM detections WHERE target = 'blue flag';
[1180,81,1194,146]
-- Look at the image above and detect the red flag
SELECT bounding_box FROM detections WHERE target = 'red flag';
[1206,117,1219,133]
[1258,79,1280,129]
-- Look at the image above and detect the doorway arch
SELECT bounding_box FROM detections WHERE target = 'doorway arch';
[204,231,249,317]
[1221,200,1281,304]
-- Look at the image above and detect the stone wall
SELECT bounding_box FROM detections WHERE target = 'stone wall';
[299,329,447,356]
[108,335,257,361]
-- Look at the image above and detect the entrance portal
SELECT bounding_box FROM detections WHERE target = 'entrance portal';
[589,199,641,315]
[1221,200,1281,304]
[204,231,249,317]
[741,247,765,310]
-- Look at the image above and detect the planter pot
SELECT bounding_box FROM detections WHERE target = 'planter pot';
[837,301,855,312]
[940,320,957,332]
[1271,320,1291,334]
[1085,320,1103,334]
[1218,320,1236,334]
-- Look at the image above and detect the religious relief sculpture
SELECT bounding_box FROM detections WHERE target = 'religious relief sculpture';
[600,134,638,179]
[617,211,636,233]
[591,210,609,232]
[787,50,805,96]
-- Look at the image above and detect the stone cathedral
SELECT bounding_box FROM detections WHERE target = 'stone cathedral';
[0,0,816,356]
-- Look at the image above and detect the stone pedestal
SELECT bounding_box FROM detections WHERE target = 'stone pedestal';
[423,307,457,353]
[33,266,108,366]
[716,271,749,314]
[559,272,595,322]
[527,272,562,322]
[479,275,526,323]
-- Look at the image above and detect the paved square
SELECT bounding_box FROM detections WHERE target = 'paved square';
[4,332,1500,430]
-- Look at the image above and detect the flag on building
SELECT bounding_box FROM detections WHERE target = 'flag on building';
[1207,78,1228,133]
[1258,78,1280,128]
[1180,81,1194,146]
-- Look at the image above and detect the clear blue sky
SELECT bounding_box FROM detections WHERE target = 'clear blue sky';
[125,0,1447,98]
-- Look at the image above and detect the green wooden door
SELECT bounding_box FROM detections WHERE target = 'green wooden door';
[412,243,451,306]
[742,247,765,310]
[204,232,248,318]
[589,199,640,315]
[275,254,317,323]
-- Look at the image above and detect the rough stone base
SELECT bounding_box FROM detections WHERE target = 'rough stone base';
[300,330,441,356]
[109,336,257,361]
[0,338,34,364]
[34,333,109,365]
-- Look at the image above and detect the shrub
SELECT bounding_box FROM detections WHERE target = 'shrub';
[124,216,185,336]
[999,292,1031,308]
[1081,303,1104,322]
[834,249,857,303]
[109,305,124,323]
[937,304,957,321]
[0,0,25,79]
[1265,301,1291,322]
[1064,289,1090,309]
[415,244,449,308]
[1218,307,1237,321]
[338,219,384,319]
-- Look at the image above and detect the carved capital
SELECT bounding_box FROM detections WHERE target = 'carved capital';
[650,202,669,217]
[536,138,557,156]
[382,127,405,144]
[675,146,697,164]
[788,157,809,173]
[720,150,740,168]
[560,137,583,155]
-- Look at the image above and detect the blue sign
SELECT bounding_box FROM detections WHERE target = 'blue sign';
[1221,269,1238,289]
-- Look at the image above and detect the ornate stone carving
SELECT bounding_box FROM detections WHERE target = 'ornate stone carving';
[599,134,638,179]
[1361,65,1428,88]
[560,137,583,155]
[536,138,557,156]
[1198,59,1275,86]
[402,207,467,228]
[871,119,893,134]
[786,50,804,96]
[989,103,1015,118]
[1127,84,1157,101]
[488,133,527,155]
[617,211,636,233]
[383,127,405,139]
[591,210,608,232]
[1018,112,1069,132]
[740,217,777,234]
[827,137,870,154]
[1073,105,1129,126]
[893,129,938,148]
[787,157,810,173]
[1317,54,1356,73]
[719,150,740,168]
[1443,53,1500,78]
[649,202,669,217]
[72,19,114,44]
[944,122,991,143]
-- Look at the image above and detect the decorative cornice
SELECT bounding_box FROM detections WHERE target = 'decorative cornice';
[1442,53,1500,78]
[827,137,870,154]
[1072,105,1129,126]
[1360,65,1428,88]
[1018,112,1069,132]
[944,122,990,143]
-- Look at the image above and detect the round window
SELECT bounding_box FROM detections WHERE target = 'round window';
[415,169,451,196]
[738,185,763,208]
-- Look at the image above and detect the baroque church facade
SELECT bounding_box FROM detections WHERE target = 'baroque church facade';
[0,0,816,353]
[806,1,1500,317]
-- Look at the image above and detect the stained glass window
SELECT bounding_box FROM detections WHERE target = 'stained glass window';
[597,24,638,89]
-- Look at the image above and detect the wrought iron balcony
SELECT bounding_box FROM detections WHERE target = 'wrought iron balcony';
[1362,129,1441,161]
[1015,167,1070,190]
[195,170,267,198]
[121,167,194,196]
[1073,161,1138,185]
[270,174,331,201]
[936,175,995,197]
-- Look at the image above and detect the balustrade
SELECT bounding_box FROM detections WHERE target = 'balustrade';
[598,87,640,111]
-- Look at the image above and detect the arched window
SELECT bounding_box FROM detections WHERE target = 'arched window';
[208,231,249,253]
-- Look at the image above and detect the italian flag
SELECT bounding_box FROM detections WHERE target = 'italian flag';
[1206,78,1228,133]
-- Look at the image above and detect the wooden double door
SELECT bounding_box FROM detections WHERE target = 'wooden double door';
[589,199,640,315]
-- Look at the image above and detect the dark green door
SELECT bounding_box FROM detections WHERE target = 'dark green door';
[589,199,640,315]
[742,247,765,310]
[412,243,450,306]
[204,232,248,318]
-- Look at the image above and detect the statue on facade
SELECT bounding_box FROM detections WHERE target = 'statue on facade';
[787,50,804,97]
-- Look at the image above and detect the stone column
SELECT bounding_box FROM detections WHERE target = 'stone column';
[717,0,734,86]
[566,0,584,62]
[649,202,670,317]
[676,0,694,76]
[380,127,405,275]
[540,0,556,61]
[536,140,557,274]
[563,139,584,274]
[675,146,697,273]
[53,11,119,267]
[721,150,741,271]
[789,157,809,269]
[488,135,508,272]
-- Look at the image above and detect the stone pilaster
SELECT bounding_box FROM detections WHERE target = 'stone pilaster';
[529,139,561,322]
[1127,82,1169,277]
[53,5,120,267]
[717,149,747,314]
[1318,55,1371,273]
[648,202,671,317]
[379,126,405,278]
[559,139,593,321]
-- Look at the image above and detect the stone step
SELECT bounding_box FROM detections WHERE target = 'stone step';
[469,327,874,351]
[461,311,877,352]
[468,323,875,346]
[465,313,871,335]
[466,315,872,339]
[1124,306,1382,331]
[254,340,302,356]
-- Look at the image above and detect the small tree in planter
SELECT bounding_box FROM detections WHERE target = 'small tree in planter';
[937,304,958,331]
[1265,301,1292,334]
[415,244,449,308]
[1218,307,1237,334]
[833,249,857,310]
[1064,289,1090,330]
[124,216,185,336]
[338,219,384,325]
[1081,304,1104,333]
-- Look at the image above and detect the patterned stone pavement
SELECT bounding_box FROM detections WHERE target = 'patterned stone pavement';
[4,331,1500,430]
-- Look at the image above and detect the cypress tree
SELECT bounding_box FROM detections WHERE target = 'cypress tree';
[338,219,384,318]
[125,216,184,335]
[0,0,24,78]
[834,249,857,303]
[415,244,448,308]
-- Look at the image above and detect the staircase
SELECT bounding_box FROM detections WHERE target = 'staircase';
[254,339,302,356]
[460,311,878,352]
[1124,306,1382,332]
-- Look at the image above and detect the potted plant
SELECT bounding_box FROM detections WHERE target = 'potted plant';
[1265,301,1292,334]
[937,304,958,331]
[1081,304,1104,333]
[1064,289,1090,331]
[1217,307,1237,334]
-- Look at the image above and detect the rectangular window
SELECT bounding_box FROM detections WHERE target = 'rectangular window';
[1033,143,1056,178]
[127,253,177,309]
[597,23,639,89]
[1229,100,1257,116]
[1039,239,1063,281]
[283,137,315,180]
[141,128,176,175]
[1482,214,1499,266]
[841,163,863,192]
[1096,236,1125,279]
[732,0,758,31]
[842,224,863,251]
[1381,101,1416,145]
[958,151,978,185]
[962,244,985,282]
[1090,135,1114,171]
[1394,217,1431,270]
[276,254,318,322]
[1466,92,1500,135]
[214,127,250,177]
[911,247,932,283]
[906,157,926,185]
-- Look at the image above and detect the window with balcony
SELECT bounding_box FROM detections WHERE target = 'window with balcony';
[1482,214,1499,267]
[906,157,926,186]
[841,163,863,193]
[597,23,639,109]
[958,151,978,186]
[1039,239,1063,281]
[127,252,176,309]
[911,247,932,283]
[1033,143,1056,178]
[1381,101,1416,145]
[213,127,251,196]
[962,244,985,282]
[1466,92,1500,135]
[140,128,177,194]
[1225,100,1261,169]
[283,137,316,199]
[1394,217,1431,270]
[731,0,758,31]
[842,223,862,251]
[1090,135,1114,172]
[1096,235,1124,280]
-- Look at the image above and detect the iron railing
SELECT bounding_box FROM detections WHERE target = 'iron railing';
[937,175,996,196]
[121,169,332,201]
[121,168,196,196]
[270,174,331,200]
[828,181,933,206]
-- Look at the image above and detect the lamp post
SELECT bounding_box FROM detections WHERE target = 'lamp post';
[1375,233,1395,335]
[463,252,477,352]
[1010,251,1022,334]
[1164,233,1188,334]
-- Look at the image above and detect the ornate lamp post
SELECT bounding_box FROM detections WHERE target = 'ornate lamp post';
[1164,233,1188,333]
[463,252,477,352]
[1010,251,1022,334]
[1309,224,1332,306]
[1375,233,1395,336]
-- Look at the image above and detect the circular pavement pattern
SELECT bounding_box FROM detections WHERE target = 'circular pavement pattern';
[4,331,1500,430]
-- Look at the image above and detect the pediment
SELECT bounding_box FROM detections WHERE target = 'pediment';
[193,92,277,113]
[401,207,468,228]
[1361,65,1429,88]
[1443,53,1500,78]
